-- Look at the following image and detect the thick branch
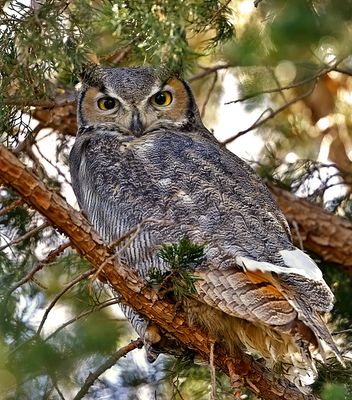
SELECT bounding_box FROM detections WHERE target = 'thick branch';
[269,184,352,273]
[0,145,315,400]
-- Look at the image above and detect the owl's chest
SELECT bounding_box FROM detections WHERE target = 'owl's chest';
[90,140,195,213]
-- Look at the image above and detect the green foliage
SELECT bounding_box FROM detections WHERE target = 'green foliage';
[98,0,233,69]
[158,236,205,270]
[228,0,352,66]
[0,244,129,399]
[149,236,205,300]
[321,383,350,400]
[1,0,235,141]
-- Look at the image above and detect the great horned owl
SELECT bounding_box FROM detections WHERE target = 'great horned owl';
[69,66,342,390]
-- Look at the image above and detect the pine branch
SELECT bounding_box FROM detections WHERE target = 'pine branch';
[0,144,318,400]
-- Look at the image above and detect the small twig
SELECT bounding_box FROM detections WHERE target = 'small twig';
[108,218,168,251]
[225,57,348,106]
[291,221,304,250]
[268,66,288,103]
[13,123,43,154]
[0,221,50,252]
[208,0,232,25]
[88,253,118,289]
[224,73,319,105]
[51,378,66,400]
[223,107,273,143]
[333,67,352,77]
[201,72,218,118]
[101,44,133,65]
[7,241,71,297]
[333,328,352,336]
[2,97,74,108]
[72,338,143,400]
[0,198,24,217]
[34,142,72,186]
[222,80,318,145]
[210,341,217,400]
[44,298,120,342]
[189,64,231,82]
[36,269,95,336]
[254,0,263,7]
[173,383,187,400]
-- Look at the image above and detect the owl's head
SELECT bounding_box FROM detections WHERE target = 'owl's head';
[77,66,207,137]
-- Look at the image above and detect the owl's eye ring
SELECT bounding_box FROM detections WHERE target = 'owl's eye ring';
[97,97,118,111]
[150,91,173,107]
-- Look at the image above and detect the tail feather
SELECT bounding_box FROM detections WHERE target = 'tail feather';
[291,298,345,366]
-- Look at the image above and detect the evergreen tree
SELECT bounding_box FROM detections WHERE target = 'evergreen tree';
[0,1,351,399]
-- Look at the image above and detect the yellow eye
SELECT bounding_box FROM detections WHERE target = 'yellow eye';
[151,91,173,107]
[97,97,118,111]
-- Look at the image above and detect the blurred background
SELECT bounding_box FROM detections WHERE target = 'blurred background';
[0,0,352,398]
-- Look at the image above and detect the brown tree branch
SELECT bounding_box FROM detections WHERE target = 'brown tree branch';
[189,64,231,82]
[269,184,352,273]
[0,146,317,400]
[32,104,77,136]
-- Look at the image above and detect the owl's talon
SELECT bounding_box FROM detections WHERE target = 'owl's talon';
[143,324,162,363]
[144,324,162,345]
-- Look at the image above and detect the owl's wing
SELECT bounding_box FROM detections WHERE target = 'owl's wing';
[69,134,92,210]
[195,247,343,363]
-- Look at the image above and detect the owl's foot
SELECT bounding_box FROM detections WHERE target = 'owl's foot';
[143,323,187,362]
[144,324,162,362]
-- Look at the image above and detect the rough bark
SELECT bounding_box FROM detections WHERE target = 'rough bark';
[270,184,352,273]
[0,146,317,400]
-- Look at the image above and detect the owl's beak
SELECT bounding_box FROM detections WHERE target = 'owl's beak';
[130,110,144,137]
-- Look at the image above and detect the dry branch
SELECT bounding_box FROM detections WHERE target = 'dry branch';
[269,184,352,273]
[7,241,71,296]
[72,338,143,400]
[222,81,318,145]
[0,198,24,217]
[0,220,50,251]
[0,145,317,400]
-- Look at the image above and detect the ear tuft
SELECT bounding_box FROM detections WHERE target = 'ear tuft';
[79,63,102,86]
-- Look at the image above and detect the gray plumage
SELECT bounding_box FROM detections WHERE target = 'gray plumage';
[69,66,342,390]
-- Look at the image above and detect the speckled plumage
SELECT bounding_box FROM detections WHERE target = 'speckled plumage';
[69,66,342,390]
